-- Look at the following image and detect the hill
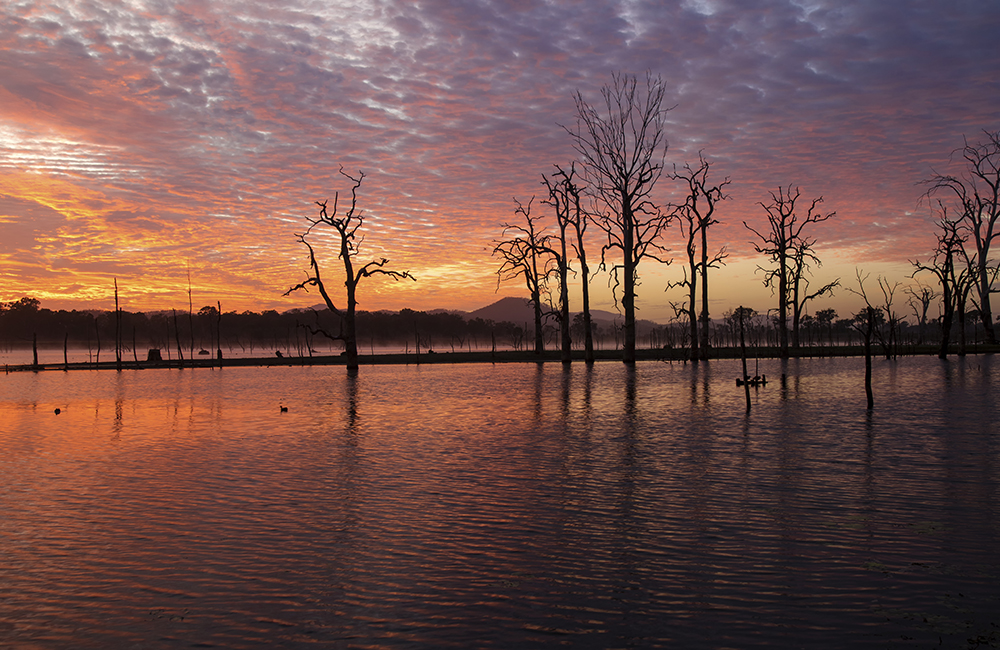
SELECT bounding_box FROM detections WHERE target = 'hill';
[468,296,663,331]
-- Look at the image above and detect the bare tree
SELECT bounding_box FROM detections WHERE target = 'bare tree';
[542,164,591,362]
[493,197,555,355]
[910,210,969,358]
[669,153,730,361]
[847,270,880,409]
[788,241,840,348]
[565,72,674,363]
[904,283,936,346]
[285,168,415,372]
[665,246,699,361]
[923,130,1000,344]
[745,186,836,358]
[874,276,902,360]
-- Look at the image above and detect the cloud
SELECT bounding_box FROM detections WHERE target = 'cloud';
[0,0,997,315]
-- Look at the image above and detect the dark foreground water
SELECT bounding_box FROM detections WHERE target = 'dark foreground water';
[1,356,998,649]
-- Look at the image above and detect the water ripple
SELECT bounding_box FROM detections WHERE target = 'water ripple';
[1,357,998,648]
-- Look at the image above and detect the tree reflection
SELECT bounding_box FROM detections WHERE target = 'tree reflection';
[531,361,545,424]
[112,371,125,440]
[689,360,713,406]
[345,370,359,439]
[559,362,572,419]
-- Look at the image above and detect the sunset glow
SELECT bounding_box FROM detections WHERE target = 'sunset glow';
[1,1,997,320]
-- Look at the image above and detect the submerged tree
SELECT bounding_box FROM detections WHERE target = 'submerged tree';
[911,210,969,359]
[493,197,555,355]
[668,153,730,361]
[542,163,590,362]
[285,168,415,372]
[566,72,674,363]
[847,271,880,410]
[745,186,837,358]
[922,130,1000,344]
[904,283,936,346]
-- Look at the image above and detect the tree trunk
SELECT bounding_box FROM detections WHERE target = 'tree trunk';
[623,202,636,364]
[778,251,789,358]
[172,309,185,367]
[957,306,967,357]
[559,249,571,363]
[581,257,594,363]
[532,291,544,355]
[980,259,997,344]
[699,225,710,361]
[938,293,953,360]
[739,311,751,411]
[864,307,874,409]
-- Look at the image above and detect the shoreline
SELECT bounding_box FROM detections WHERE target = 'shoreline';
[4,344,997,373]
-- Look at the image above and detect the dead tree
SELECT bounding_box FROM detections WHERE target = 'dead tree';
[910,210,968,358]
[565,72,674,363]
[669,153,730,361]
[542,164,589,362]
[847,271,880,409]
[736,306,753,411]
[745,186,836,358]
[285,168,415,372]
[874,276,902,360]
[493,197,555,355]
[905,283,936,346]
[666,258,699,361]
[563,165,595,362]
[922,130,1000,344]
[788,240,840,348]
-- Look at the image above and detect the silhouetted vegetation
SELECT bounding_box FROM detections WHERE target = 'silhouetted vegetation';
[566,72,674,364]
[745,186,839,358]
[922,129,1000,344]
[493,198,552,356]
[5,294,994,366]
[667,153,730,362]
[284,168,415,372]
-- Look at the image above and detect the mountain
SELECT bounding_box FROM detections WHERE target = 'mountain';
[303,296,663,329]
[467,296,662,329]
[467,296,535,323]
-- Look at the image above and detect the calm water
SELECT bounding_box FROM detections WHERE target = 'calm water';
[1,356,998,649]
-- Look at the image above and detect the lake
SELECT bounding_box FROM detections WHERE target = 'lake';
[1,356,998,648]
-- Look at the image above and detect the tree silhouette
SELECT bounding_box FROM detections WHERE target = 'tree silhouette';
[847,271,879,409]
[542,163,590,362]
[668,153,729,361]
[922,130,1000,344]
[911,209,970,358]
[566,72,673,363]
[904,283,936,345]
[285,168,415,372]
[493,197,554,355]
[745,186,836,358]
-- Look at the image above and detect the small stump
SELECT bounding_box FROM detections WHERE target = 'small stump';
[147,348,163,362]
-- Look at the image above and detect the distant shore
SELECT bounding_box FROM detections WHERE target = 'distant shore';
[4,343,997,373]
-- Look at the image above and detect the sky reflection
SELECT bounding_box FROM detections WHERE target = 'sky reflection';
[0,358,998,647]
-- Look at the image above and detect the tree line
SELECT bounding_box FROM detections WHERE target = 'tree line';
[8,75,994,373]
[0,297,544,357]
[276,72,996,374]
[4,291,978,362]
[487,72,998,366]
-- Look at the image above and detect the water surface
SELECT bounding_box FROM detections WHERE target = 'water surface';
[1,356,998,648]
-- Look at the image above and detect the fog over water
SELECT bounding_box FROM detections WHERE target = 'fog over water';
[1,357,998,648]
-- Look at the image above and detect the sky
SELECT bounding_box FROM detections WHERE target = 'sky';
[1,0,998,322]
